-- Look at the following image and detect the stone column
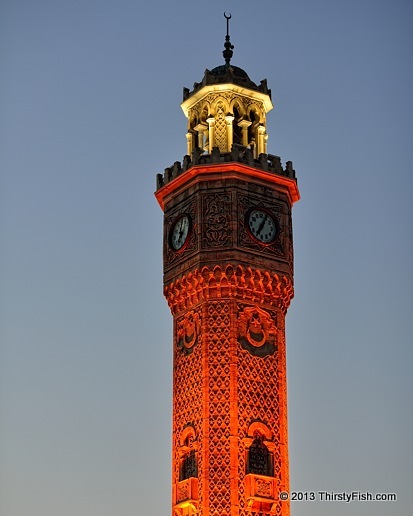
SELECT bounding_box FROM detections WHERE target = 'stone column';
[186,132,194,156]
[257,125,266,156]
[225,114,235,152]
[194,123,208,152]
[238,119,252,147]
[206,116,215,154]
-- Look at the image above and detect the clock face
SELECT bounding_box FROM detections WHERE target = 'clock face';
[170,214,191,251]
[247,209,278,243]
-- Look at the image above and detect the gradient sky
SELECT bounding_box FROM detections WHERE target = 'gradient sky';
[1,1,412,515]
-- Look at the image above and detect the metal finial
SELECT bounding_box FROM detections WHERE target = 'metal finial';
[224,12,231,35]
[223,12,234,66]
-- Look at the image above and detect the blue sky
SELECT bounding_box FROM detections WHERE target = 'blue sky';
[1,1,412,515]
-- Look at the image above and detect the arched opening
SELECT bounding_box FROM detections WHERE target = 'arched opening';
[233,106,242,145]
[246,431,274,477]
[247,109,260,156]
[180,448,197,480]
[179,431,198,481]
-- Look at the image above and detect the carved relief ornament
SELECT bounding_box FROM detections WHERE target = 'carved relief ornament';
[202,193,231,248]
[176,310,201,354]
[164,265,294,315]
[238,305,277,357]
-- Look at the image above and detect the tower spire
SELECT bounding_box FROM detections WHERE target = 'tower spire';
[223,12,234,66]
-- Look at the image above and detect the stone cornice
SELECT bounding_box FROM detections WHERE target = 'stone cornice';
[164,264,294,315]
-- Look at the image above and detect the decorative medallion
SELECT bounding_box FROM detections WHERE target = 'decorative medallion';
[177,311,201,355]
[238,305,277,357]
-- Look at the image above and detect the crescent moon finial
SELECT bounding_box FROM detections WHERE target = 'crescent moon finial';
[222,12,234,65]
[224,12,232,36]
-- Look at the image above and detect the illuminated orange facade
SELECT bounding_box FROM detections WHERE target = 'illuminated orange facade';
[155,25,299,516]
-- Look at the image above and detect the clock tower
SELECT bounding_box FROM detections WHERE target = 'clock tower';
[155,17,299,516]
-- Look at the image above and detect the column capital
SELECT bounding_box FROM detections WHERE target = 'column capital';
[194,122,208,132]
[238,119,252,128]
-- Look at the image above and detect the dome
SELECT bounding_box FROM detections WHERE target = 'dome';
[209,64,251,80]
[207,64,259,90]
[183,64,271,102]
[182,17,271,102]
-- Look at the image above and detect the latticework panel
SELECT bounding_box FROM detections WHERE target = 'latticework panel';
[173,306,204,513]
[214,102,228,152]
[205,300,232,514]
[171,289,290,515]
[237,305,289,516]
[277,314,290,511]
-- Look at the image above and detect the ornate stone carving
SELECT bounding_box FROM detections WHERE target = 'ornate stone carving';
[203,91,262,113]
[170,282,289,516]
[205,300,232,514]
[177,482,189,501]
[173,477,199,512]
[173,331,203,509]
[165,264,294,315]
[176,310,201,355]
[256,478,272,497]
[202,193,231,248]
[184,90,267,156]
[214,101,227,151]
[238,305,277,357]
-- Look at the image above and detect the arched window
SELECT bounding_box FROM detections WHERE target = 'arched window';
[246,432,273,477]
[179,431,198,481]
[180,448,197,480]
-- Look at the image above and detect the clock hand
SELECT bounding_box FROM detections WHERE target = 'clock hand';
[257,214,268,236]
[178,219,186,243]
[179,222,185,240]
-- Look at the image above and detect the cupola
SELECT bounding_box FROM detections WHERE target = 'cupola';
[181,14,273,158]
